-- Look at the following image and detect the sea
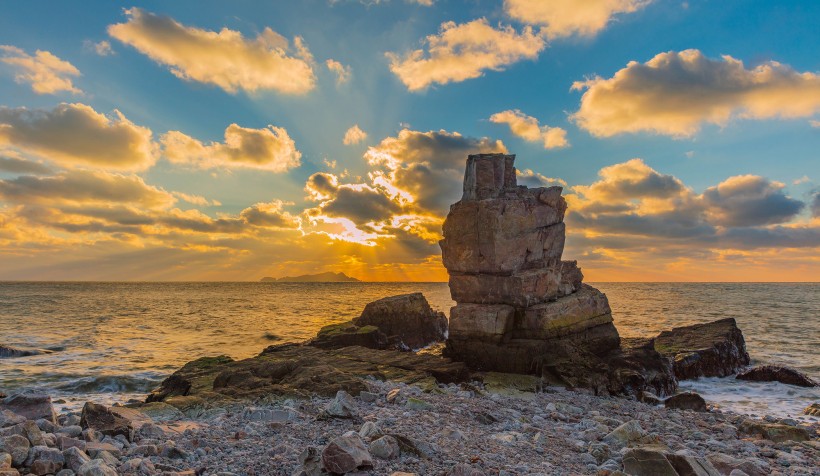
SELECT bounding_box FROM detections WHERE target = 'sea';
[1,282,818,421]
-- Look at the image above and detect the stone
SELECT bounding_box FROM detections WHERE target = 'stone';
[354,293,448,349]
[707,454,769,476]
[25,446,64,475]
[389,434,436,459]
[358,391,378,403]
[447,463,486,476]
[79,403,134,441]
[76,459,117,476]
[622,448,678,476]
[0,453,9,470]
[447,304,515,342]
[664,392,708,412]
[0,394,57,424]
[299,446,322,476]
[307,322,389,350]
[0,345,52,358]
[2,420,45,446]
[323,390,357,419]
[57,425,82,438]
[603,420,645,448]
[57,436,86,451]
[136,422,165,440]
[84,442,121,459]
[405,397,431,411]
[62,447,91,473]
[665,454,721,476]
[654,318,750,380]
[736,365,818,387]
[321,433,373,474]
[359,421,383,442]
[737,420,811,442]
[369,435,400,460]
[0,435,29,467]
[0,412,25,429]
[804,402,820,416]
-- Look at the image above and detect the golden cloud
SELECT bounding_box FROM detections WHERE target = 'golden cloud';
[572,49,820,137]
[0,103,156,171]
[326,59,351,85]
[0,45,82,95]
[490,109,569,149]
[505,0,651,39]
[162,123,301,172]
[108,8,316,94]
[387,19,545,91]
[343,124,367,145]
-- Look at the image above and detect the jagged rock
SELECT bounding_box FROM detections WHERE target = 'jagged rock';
[664,392,708,412]
[354,293,448,349]
[654,318,750,380]
[307,322,389,350]
[369,435,400,460]
[707,454,769,476]
[805,403,820,416]
[0,435,29,467]
[25,446,64,475]
[0,394,57,424]
[79,403,134,442]
[62,447,91,473]
[736,365,818,387]
[321,432,373,473]
[622,448,679,476]
[76,459,117,476]
[0,411,25,429]
[323,390,357,419]
[665,453,721,476]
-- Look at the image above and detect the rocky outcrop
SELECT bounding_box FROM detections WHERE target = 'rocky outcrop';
[440,154,675,396]
[0,394,57,424]
[654,318,750,379]
[308,293,447,351]
[736,365,818,387]
[0,345,53,358]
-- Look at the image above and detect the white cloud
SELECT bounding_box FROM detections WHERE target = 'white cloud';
[0,45,81,94]
[387,19,545,91]
[0,103,156,171]
[343,124,368,145]
[84,40,115,56]
[108,8,316,94]
[572,49,820,137]
[489,109,569,149]
[505,0,651,39]
[326,59,351,84]
[161,123,301,172]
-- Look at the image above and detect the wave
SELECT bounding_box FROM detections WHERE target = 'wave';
[51,375,160,394]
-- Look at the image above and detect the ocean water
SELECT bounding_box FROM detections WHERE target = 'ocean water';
[1,282,817,420]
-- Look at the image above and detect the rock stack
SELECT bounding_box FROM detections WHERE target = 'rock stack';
[441,154,674,395]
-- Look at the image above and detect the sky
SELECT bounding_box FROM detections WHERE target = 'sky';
[0,0,819,282]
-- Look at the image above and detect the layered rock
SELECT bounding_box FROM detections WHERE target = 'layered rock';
[654,318,750,379]
[441,154,675,396]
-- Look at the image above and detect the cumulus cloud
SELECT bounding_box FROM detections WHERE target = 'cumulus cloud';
[0,155,52,175]
[0,103,156,170]
[505,0,651,39]
[517,169,567,188]
[702,175,804,227]
[326,59,351,84]
[572,49,820,137]
[0,45,81,94]
[84,40,114,56]
[387,19,545,91]
[161,123,301,172]
[108,8,316,94]
[343,124,367,145]
[490,109,569,149]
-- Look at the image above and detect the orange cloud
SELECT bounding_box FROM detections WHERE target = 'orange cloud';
[0,45,82,95]
[490,109,569,149]
[505,0,651,39]
[343,124,367,145]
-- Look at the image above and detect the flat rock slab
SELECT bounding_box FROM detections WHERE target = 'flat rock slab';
[146,344,469,404]
[736,365,818,387]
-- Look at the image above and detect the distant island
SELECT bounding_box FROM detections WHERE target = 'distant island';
[260,272,360,283]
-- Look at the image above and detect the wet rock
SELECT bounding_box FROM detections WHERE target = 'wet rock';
[804,402,820,416]
[25,446,64,475]
[0,345,52,358]
[0,394,57,424]
[354,293,448,349]
[62,447,91,473]
[737,419,810,442]
[369,435,400,460]
[323,390,357,419]
[76,459,117,476]
[80,403,134,441]
[321,432,373,474]
[308,322,389,350]
[0,435,29,467]
[736,365,818,387]
[654,318,750,380]
[664,392,708,412]
[622,448,678,476]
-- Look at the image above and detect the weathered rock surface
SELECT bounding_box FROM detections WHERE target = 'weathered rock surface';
[146,344,469,404]
[738,419,811,442]
[805,402,820,416]
[664,392,708,412]
[735,365,818,387]
[440,153,675,396]
[79,403,134,441]
[307,322,389,350]
[354,293,448,349]
[0,394,57,424]
[654,318,750,380]
[321,432,373,473]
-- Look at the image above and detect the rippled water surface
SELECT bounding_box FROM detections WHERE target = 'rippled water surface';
[1,282,818,419]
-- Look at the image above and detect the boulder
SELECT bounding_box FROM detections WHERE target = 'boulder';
[622,448,679,476]
[664,392,708,412]
[321,432,373,474]
[707,454,769,476]
[79,403,134,441]
[0,435,29,467]
[804,402,820,416]
[653,318,750,380]
[307,322,389,350]
[738,419,810,442]
[25,446,64,475]
[0,345,52,358]
[665,453,721,476]
[0,412,25,429]
[354,293,448,349]
[603,420,645,448]
[369,435,400,460]
[76,459,117,476]
[0,394,57,424]
[735,365,818,387]
[62,446,91,472]
[323,390,357,419]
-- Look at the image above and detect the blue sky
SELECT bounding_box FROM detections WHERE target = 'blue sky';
[1,0,819,281]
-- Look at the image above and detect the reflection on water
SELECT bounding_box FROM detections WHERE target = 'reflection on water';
[1,282,818,419]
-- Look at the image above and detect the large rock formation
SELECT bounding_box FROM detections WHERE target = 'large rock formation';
[441,154,675,396]
[654,318,750,379]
